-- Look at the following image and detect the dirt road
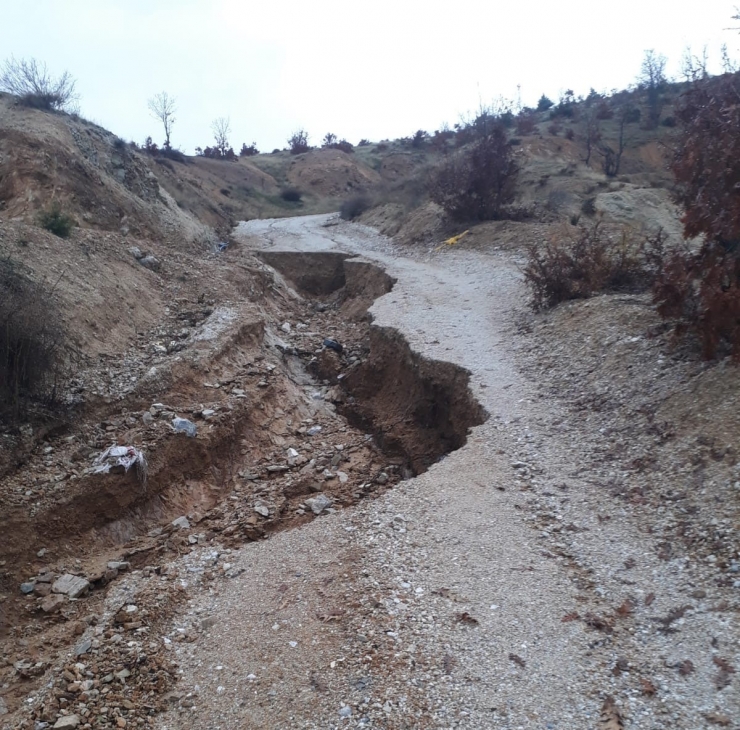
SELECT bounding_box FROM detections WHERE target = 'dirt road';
[153,215,738,729]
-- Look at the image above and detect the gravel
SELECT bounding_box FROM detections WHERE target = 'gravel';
[142,214,739,728]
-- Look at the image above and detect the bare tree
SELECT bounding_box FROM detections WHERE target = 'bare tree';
[721,43,739,73]
[597,105,630,177]
[148,91,176,149]
[212,117,231,157]
[581,106,601,166]
[680,45,709,83]
[0,56,78,111]
[638,49,668,127]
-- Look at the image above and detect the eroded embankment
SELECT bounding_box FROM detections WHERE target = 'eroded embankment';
[259,251,488,477]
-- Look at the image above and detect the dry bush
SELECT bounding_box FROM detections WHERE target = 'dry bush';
[654,72,740,359]
[653,241,740,358]
[288,129,310,155]
[0,56,78,112]
[0,259,70,417]
[340,195,371,220]
[428,126,519,222]
[524,222,666,311]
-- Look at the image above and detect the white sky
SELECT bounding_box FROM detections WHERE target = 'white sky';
[1,0,738,153]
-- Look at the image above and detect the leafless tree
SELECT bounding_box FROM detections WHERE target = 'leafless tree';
[680,45,709,82]
[597,105,630,177]
[0,56,78,111]
[148,91,176,149]
[212,117,231,157]
[639,49,668,127]
[581,106,601,166]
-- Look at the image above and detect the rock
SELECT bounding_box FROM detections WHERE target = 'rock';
[339,705,352,718]
[281,322,292,333]
[172,417,197,437]
[323,338,343,353]
[52,574,90,598]
[138,255,161,272]
[142,411,154,425]
[74,638,92,657]
[305,494,333,515]
[253,503,270,517]
[34,583,52,597]
[53,715,80,728]
[201,409,216,419]
[0,697,6,715]
[41,594,66,613]
[307,426,322,436]
[107,561,130,571]
[337,471,349,484]
[129,246,144,260]
[171,516,190,530]
[20,581,36,594]
[376,472,389,485]
[37,548,47,558]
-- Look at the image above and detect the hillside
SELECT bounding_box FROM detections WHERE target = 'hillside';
[0,78,738,730]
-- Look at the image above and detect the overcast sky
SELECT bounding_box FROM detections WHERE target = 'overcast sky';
[1,1,738,153]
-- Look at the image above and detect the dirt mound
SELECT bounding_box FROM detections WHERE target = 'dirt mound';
[0,95,214,245]
[286,149,381,197]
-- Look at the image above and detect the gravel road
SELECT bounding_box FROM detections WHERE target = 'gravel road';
[154,215,738,730]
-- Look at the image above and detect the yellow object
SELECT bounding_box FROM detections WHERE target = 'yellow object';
[434,229,469,251]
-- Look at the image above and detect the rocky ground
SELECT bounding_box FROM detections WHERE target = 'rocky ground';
[1,214,738,730]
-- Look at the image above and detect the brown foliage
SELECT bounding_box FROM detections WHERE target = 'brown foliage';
[654,73,740,359]
[428,125,519,223]
[672,74,740,244]
[652,240,740,359]
[523,222,666,311]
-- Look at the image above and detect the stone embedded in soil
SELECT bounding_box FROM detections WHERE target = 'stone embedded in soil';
[74,638,92,656]
[41,594,66,612]
[53,714,80,728]
[107,561,130,571]
[172,516,190,530]
[305,494,333,514]
[20,581,36,594]
[52,574,90,598]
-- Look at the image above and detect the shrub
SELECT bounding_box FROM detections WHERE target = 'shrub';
[537,94,554,112]
[661,116,676,127]
[523,222,665,310]
[515,113,537,136]
[340,195,370,220]
[565,128,575,141]
[0,258,69,416]
[240,142,259,156]
[428,125,519,222]
[411,130,428,148]
[595,102,614,120]
[548,123,561,136]
[280,187,302,202]
[653,73,740,358]
[38,204,74,238]
[288,129,310,155]
[358,139,371,146]
[0,56,78,112]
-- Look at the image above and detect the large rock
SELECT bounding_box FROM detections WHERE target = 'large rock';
[52,574,90,598]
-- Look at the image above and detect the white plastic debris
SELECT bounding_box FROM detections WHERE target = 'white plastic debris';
[91,445,148,485]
